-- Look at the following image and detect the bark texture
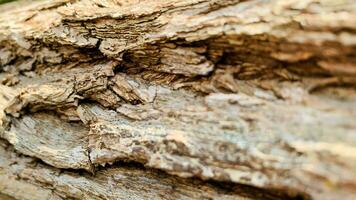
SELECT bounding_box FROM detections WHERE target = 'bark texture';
[0,0,356,199]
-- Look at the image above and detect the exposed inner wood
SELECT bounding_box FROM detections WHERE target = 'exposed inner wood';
[0,0,355,199]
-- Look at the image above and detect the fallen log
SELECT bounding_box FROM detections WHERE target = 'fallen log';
[0,0,355,199]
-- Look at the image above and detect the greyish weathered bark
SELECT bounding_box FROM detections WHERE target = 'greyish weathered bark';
[0,0,356,199]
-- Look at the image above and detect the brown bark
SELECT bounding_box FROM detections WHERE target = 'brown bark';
[0,0,355,199]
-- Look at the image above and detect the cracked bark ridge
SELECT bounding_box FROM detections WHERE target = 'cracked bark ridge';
[0,0,356,200]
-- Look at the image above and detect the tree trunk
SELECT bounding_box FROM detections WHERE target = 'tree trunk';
[0,0,355,199]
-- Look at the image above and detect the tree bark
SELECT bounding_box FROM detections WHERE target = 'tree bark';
[0,0,355,199]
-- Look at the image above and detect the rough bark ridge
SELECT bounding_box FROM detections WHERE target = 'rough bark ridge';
[0,0,355,199]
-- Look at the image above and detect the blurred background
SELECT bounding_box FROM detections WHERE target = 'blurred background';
[0,0,16,4]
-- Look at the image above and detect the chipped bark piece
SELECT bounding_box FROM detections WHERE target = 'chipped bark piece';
[77,103,118,125]
[4,80,77,117]
[88,89,122,108]
[0,49,15,66]
[109,73,157,104]
[17,58,35,72]
[4,61,121,117]
[2,113,92,171]
[74,61,117,96]
[0,0,356,199]
[125,46,215,76]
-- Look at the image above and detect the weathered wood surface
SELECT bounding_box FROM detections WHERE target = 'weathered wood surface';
[3,138,290,200]
[0,0,356,199]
